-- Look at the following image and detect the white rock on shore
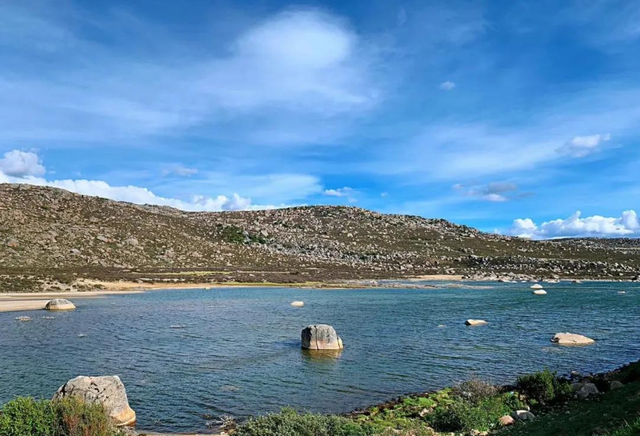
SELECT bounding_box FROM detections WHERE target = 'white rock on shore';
[551,332,595,346]
[53,375,136,426]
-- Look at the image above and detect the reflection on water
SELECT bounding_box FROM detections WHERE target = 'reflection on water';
[0,282,638,433]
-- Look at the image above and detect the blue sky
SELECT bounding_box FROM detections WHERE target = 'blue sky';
[0,0,639,238]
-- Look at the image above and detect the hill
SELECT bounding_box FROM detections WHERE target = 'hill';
[0,183,638,292]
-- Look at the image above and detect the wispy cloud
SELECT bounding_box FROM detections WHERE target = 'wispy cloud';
[557,133,611,158]
[324,186,358,202]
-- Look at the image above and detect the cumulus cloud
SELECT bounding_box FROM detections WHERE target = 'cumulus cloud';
[0,150,275,212]
[558,133,611,157]
[439,81,456,91]
[454,181,525,202]
[324,186,357,202]
[508,210,639,239]
[0,150,46,177]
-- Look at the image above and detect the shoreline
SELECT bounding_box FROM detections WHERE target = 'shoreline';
[1,275,636,313]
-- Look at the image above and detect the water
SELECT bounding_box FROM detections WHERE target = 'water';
[1,282,638,432]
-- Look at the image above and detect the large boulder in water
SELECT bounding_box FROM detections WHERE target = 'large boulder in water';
[551,332,595,346]
[45,299,76,311]
[53,376,136,426]
[301,324,343,350]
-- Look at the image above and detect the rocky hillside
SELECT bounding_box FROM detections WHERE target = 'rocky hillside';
[0,183,638,292]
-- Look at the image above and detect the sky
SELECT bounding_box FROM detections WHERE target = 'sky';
[0,0,639,239]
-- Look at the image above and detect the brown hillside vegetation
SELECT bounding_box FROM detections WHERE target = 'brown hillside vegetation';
[0,183,638,292]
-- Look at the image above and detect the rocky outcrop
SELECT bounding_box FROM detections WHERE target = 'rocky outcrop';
[301,324,344,350]
[45,298,76,311]
[53,375,136,426]
[465,319,488,326]
[551,333,595,346]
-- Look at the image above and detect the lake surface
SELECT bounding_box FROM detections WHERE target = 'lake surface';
[1,282,638,432]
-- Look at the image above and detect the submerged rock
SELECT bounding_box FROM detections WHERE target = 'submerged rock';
[465,319,488,326]
[45,298,76,311]
[551,332,595,346]
[301,324,343,350]
[53,375,136,426]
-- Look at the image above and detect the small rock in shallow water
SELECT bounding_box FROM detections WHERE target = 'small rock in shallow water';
[465,319,487,326]
[530,284,544,289]
[532,289,547,295]
[301,324,343,350]
[552,332,595,346]
[16,316,32,322]
[45,298,76,311]
[290,301,304,307]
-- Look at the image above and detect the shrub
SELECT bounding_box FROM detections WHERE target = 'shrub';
[235,408,377,436]
[453,379,499,405]
[516,369,572,406]
[0,397,118,436]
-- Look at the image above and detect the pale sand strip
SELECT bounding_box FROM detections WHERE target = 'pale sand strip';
[0,300,50,312]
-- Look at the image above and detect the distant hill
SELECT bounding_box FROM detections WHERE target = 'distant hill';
[0,183,638,292]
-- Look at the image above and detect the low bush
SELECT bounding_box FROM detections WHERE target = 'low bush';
[516,369,572,406]
[0,397,118,436]
[234,408,377,436]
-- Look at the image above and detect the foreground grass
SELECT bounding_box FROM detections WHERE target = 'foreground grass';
[234,362,640,436]
[2,362,638,436]
[0,397,119,436]
[499,362,640,436]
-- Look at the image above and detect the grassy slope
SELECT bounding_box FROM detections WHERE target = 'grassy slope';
[500,362,640,436]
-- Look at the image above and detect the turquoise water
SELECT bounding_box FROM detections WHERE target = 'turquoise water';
[0,282,638,432]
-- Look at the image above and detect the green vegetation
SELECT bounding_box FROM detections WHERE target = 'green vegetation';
[2,363,638,436]
[0,397,119,436]
[515,369,573,406]
[501,362,640,436]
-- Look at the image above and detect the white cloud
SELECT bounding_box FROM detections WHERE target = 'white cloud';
[0,150,46,177]
[0,150,276,212]
[507,210,639,239]
[439,80,456,91]
[0,6,382,145]
[558,133,611,157]
[324,186,357,202]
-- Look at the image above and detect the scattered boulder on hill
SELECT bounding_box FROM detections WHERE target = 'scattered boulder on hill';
[610,380,623,390]
[552,332,595,346]
[45,299,76,311]
[301,324,343,350]
[53,375,136,426]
